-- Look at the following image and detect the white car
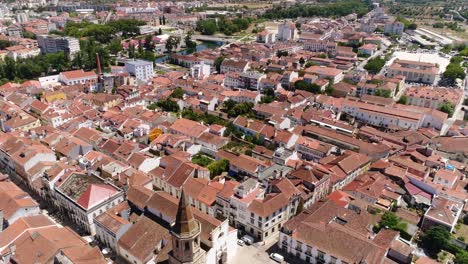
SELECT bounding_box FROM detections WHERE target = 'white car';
[270,253,284,263]
[237,239,245,246]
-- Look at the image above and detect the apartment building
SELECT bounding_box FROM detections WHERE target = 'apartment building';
[319,150,372,192]
[279,200,407,264]
[220,59,249,74]
[37,34,80,56]
[305,66,344,84]
[221,90,261,104]
[303,40,337,54]
[238,71,266,91]
[384,21,404,35]
[404,86,463,109]
[59,69,98,87]
[53,172,125,235]
[387,59,438,84]
[124,59,154,82]
[220,178,301,241]
[256,31,276,44]
[277,21,296,41]
[295,136,336,162]
[342,98,424,130]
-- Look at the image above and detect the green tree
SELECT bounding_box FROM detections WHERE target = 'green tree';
[108,38,123,55]
[207,159,229,178]
[196,19,218,35]
[294,80,321,94]
[156,99,179,112]
[144,34,154,51]
[185,30,197,50]
[398,95,408,105]
[170,87,184,99]
[136,51,156,62]
[438,102,455,117]
[299,57,305,66]
[364,57,386,74]
[374,89,392,98]
[165,35,180,53]
[262,0,370,19]
[0,40,12,49]
[23,31,36,39]
[443,63,466,84]
[455,251,468,264]
[223,99,237,111]
[192,153,213,167]
[214,56,225,73]
[324,84,334,96]
[421,226,451,257]
[128,44,136,58]
[107,19,145,38]
[408,23,417,30]
[277,50,288,57]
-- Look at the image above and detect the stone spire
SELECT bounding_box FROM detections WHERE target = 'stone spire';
[172,189,199,237]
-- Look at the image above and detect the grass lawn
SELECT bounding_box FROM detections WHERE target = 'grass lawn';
[191,153,214,167]
[454,224,468,242]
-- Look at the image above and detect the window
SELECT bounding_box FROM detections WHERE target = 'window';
[185,242,190,251]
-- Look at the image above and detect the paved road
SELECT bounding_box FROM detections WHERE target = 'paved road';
[232,236,280,264]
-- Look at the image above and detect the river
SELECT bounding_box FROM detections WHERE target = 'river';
[155,41,223,64]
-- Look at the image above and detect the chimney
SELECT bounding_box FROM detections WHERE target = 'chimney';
[96,53,102,75]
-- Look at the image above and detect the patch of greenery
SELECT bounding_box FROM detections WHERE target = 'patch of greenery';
[207,159,229,178]
[375,89,392,98]
[222,100,254,118]
[294,80,321,94]
[364,57,386,74]
[262,0,371,19]
[196,17,252,36]
[373,212,409,239]
[181,109,228,126]
[398,95,408,105]
[192,153,214,167]
[438,102,455,117]
[148,100,179,112]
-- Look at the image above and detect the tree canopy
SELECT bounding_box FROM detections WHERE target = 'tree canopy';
[294,80,321,94]
[438,102,455,117]
[207,159,229,178]
[262,0,371,19]
[421,226,451,257]
[364,57,386,74]
[196,17,252,36]
[64,19,145,43]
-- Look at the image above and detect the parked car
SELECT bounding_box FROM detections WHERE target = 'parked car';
[270,253,284,263]
[237,239,245,246]
[241,235,254,245]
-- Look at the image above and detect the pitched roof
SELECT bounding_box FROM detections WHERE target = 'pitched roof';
[76,184,119,209]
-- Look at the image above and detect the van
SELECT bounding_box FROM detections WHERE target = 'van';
[241,235,254,245]
[270,253,284,262]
